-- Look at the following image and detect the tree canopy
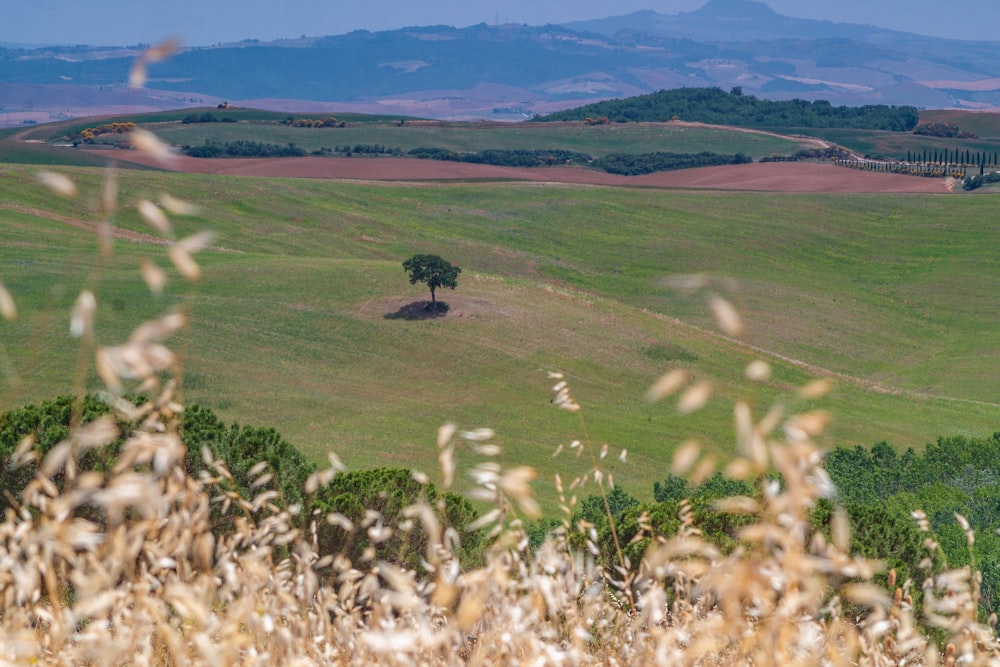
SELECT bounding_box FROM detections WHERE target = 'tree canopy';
[537,87,920,131]
[402,254,461,310]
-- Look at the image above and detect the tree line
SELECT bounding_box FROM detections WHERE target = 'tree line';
[0,396,486,572]
[541,433,1000,621]
[536,87,920,131]
[408,146,751,175]
[407,147,591,168]
[905,148,999,167]
[316,144,402,156]
[282,116,347,128]
[182,112,238,124]
[3,396,997,616]
[183,139,307,158]
[593,151,751,175]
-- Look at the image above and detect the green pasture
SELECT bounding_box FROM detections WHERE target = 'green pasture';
[8,109,414,144]
[143,120,805,158]
[6,111,807,161]
[0,139,120,167]
[784,126,1000,161]
[0,165,997,507]
[920,110,1000,140]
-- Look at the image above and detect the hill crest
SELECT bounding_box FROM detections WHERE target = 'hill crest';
[4,2,1000,125]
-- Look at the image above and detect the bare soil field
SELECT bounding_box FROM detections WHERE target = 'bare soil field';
[91,150,952,193]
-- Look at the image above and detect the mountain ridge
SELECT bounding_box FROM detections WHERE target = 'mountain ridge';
[3,1,1000,125]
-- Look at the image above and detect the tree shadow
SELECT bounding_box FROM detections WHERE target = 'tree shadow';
[384,301,450,320]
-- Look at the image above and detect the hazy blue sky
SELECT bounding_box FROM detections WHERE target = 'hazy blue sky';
[4,1,999,46]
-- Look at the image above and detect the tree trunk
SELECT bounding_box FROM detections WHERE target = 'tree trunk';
[430,286,436,309]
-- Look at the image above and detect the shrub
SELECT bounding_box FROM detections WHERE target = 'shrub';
[914,122,977,139]
[592,151,751,175]
[310,467,486,571]
[183,139,307,158]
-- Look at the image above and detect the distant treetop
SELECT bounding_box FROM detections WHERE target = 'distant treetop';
[536,87,919,131]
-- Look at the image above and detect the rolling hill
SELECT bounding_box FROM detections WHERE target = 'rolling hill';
[0,163,997,507]
[4,0,1000,126]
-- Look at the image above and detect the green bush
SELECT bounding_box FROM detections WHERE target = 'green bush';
[179,403,315,514]
[310,467,486,570]
[0,395,125,512]
[183,140,307,158]
[592,151,751,175]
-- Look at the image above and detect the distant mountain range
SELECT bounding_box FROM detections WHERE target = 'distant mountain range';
[3,0,1000,125]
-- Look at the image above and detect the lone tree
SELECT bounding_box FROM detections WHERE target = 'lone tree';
[403,254,461,310]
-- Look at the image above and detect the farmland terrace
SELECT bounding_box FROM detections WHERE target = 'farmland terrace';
[88,152,952,193]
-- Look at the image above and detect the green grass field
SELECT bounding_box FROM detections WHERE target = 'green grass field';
[920,109,1000,140]
[143,120,804,158]
[1,163,997,507]
[6,110,808,161]
[4,109,415,143]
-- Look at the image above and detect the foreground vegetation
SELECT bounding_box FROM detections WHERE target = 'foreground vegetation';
[2,359,996,664]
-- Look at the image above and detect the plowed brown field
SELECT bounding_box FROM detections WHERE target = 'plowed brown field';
[93,151,953,193]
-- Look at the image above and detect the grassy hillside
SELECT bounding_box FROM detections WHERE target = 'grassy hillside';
[779,110,1000,160]
[0,164,997,507]
[3,110,809,162]
[145,120,803,159]
[920,109,1000,140]
[5,109,415,143]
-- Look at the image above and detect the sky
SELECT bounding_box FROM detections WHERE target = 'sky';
[3,0,1000,47]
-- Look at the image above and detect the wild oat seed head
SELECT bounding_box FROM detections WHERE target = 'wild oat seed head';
[137,199,173,237]
[460,428,495,442]
[671,440,702,477]
[437,423,457,449]
[645,369,688,403]
[175,230,216,254]
[745,360,772,382]
[128,128,176,164]
[139,258,167,295]
[799,378,834,400]
[37,171,78,197]
[159,193,200,216]
[100,166,118,216]
[709,295,744,337]
[129,39,180,88]
[168,246,202,281]
[70,290,97,338]
[690,454,717,485]
[0,283,16,321]
[677,381,712,414]
[663,273,710,290]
